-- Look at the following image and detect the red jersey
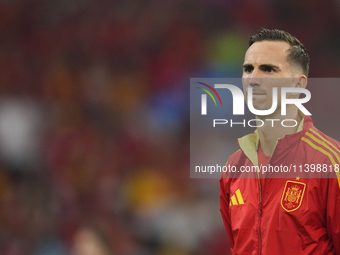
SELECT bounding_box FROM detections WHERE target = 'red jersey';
[220,116,340,254]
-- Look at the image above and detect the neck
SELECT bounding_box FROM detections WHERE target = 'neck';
[257,106,302,156]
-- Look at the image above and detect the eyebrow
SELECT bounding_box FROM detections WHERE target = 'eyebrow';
[243,63,281,71]
[242,64,253,69]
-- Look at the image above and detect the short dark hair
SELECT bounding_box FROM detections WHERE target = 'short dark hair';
[249,28,310,76]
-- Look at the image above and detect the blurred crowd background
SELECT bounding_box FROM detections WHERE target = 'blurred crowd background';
[1,0,340,254]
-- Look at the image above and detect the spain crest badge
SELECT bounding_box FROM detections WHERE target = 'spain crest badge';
[281,180,306,212]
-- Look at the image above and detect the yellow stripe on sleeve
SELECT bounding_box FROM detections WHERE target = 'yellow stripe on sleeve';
[305,132,340,164]
[301,137,340,188]
[309,128,340,154]
[304,131,340,187]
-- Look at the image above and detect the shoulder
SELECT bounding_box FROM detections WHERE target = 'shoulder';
[310,127,340,148]
[220,149,247,180]
[227,149,244,164]
[301,116,340,148]
[300,126,340,153]
[300,126,340,180]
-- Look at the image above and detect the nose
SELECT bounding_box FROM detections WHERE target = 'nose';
[248,68,262,87]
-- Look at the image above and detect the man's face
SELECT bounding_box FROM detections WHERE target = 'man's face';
[242,41,298,112]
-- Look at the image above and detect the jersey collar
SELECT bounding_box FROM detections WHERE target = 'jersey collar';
[237,111,312,166]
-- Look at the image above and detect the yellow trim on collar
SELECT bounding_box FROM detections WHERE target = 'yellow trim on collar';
[296,110,305,132]
[238,132,259,167]
[237,110,305,166]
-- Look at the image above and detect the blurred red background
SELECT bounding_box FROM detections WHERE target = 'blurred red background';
[0,0,340,254]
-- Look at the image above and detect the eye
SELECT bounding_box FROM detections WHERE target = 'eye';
[263,66,275,73]
[243,66,253,73]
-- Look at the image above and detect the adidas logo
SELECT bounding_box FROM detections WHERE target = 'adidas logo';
[229,189,245,206]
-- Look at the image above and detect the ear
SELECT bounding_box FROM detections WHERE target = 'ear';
[296,75,307,89]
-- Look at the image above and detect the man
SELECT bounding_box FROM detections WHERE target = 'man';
[219,29,340,254]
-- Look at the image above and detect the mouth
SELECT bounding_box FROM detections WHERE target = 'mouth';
[251,91,266,96]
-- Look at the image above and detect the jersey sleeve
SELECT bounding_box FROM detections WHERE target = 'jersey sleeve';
[326,178,340,254]
[219,173,234,249]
